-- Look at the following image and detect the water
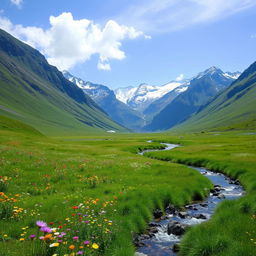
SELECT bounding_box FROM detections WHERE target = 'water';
[136,143,245,256]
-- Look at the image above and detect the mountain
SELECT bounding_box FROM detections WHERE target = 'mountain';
[115,81,188,112]
[143,83,189,123]
[0,29,128,135]
[172,62,256,132]
[63,71,144,131]
[144,67,240,131]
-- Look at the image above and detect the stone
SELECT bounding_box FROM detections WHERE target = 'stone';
[194,213,207,219]
[153,209,163,219]
[134,252,148,256]
[148,222,161,227]
[165,204,177,215]
[217,193,225,199]
[173,243,180,252]
[178,211,189,219]
[167,220,187,236]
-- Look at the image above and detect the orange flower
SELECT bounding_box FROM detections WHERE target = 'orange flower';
[44,234,53,240]
[69,245,75,250]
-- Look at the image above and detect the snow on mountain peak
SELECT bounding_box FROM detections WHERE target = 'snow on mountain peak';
[115,80,188,111]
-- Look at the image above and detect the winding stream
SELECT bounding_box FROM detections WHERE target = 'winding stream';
[135,142,244,256]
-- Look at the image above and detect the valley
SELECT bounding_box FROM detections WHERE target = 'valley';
[0,6,256,256]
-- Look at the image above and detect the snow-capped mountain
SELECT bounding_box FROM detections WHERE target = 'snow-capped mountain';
[223,71,241,80]
[144,66,241,131]
[195,66,241,80]
[62,71,144,131]
[114,86,137,104]
[115,80,190,112]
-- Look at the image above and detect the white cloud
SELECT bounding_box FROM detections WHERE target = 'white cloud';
[97,60,111,71]
[10,0,23,7]
[175,74,184,81]
[117,0,256,33]
[0,12,149,70]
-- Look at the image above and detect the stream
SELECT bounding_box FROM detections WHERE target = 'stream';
[135,142,245,256]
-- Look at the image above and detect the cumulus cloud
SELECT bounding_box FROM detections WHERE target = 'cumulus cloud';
[10,0,23,7]
[0,12,149,70]
[175,74,184,81]
[117,0,256,33]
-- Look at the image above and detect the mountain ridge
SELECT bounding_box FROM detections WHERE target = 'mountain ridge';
[144,66,240,131]
[172,61,256,132]
[63,71,144,131]
[0,28,128,135]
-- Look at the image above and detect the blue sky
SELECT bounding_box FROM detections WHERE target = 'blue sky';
[1,0,256,89]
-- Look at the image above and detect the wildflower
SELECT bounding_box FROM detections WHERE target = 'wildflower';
[73,236,79,241]
[44,234,53,240]
[36,220,47,228]
[40,226,52,233]
[77,251,83,255]
[50,242,59,247]
[69,245,75,250]
[30,234,36,240]
[83,240,90,245]
[92,243,99,249]
[19,238,25,241]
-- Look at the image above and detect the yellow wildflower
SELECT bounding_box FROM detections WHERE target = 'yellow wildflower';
[50,242,59,247]
[92,243,99,249]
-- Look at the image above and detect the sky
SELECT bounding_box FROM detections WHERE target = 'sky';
[0,0,256,89]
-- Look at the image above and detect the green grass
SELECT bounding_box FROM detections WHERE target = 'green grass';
[144,132,256,256]
[0,115,42,135]
[0,116,256,256]
[0,127,213,256]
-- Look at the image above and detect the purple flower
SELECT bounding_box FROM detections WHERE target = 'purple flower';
[30,234,36,240]
[40,226,52,233]
[73,236,79,241]
[58,240,63,243]
[77,251,83,255]
[83,240,90,245]
[36,220,47,228]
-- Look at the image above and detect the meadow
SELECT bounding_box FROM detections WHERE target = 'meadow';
[0,121,256,256]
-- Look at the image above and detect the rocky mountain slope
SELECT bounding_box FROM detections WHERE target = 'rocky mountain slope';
[144,67,240,131]
[63,71,144,131]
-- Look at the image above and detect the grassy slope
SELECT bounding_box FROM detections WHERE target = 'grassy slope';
[0,115,42,135]
[145,132,256,256]
[0,29,127,135]
[173,62,256,132]
[0,127,212,256]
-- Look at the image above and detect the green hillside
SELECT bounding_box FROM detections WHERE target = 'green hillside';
[173,61,256,132]
[0,115,42,135]
[0,29,128,136]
